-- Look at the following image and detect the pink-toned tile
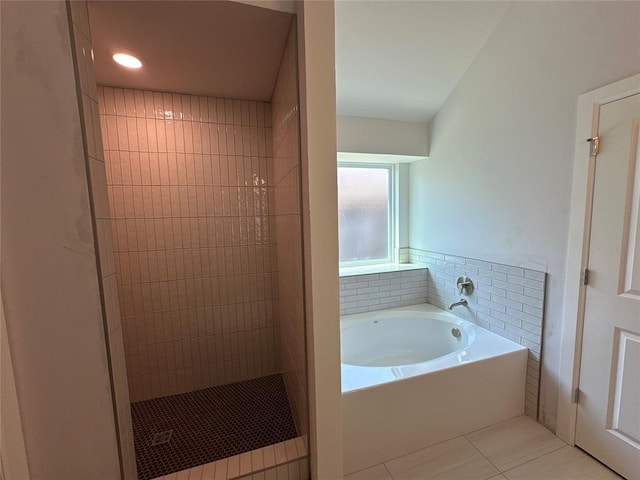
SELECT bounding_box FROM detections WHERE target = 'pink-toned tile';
[226,455,240,479]
[176,468,191,480]
[124,89,136,117]
[143,91,155,119]
[188,464,203,480]
[213,457,228,480]
[114,88,126,116]
[239,451,252,476]
[263,444,276,468]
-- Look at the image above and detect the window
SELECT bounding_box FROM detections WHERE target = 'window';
[337,163,394,266]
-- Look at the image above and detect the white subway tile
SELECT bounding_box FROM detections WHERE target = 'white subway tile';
[507,275,545,291]
[489,309,522,328]
[477,297,507,313]
[506,307,542,326]
[492,263,524,277]
[477,268,507,282]
[525,269,545,281]
[507,291,543,309]
[523,304,544,318]
[491,278,525,294]
[524,287,544,300]
[489,324,520,343]
[506,324,541,343]
[476,283,506,297]
[490,294,523,311]
[520,338,541,353]
[357,298,380,308]
[357,286,381,295]
[465,258,492,270]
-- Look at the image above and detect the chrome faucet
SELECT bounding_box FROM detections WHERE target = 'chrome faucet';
[448,299,468,310]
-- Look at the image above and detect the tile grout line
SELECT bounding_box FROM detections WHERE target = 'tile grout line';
[460,414,523,438]
[463,430,568,476]
[462,435,504,478]
[373,434,472,476]
[497,442,569,477]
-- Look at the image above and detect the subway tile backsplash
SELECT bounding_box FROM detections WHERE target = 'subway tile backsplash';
[339,250,546,420]
[339,269,428,316]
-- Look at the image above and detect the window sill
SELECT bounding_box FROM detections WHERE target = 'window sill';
[339,263,426,278]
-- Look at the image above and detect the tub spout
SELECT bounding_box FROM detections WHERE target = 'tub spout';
[448,299,468,310]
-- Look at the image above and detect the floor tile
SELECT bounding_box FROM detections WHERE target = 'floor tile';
[503,446,622,480]
[344,464,392,480]
[132,374,298,480]
[385,436,499,480]
[465,415,565,471]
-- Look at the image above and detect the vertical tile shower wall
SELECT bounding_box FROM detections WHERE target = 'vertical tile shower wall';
[68,3,137,478]
[98,86,280,402]
[271,24,308,437]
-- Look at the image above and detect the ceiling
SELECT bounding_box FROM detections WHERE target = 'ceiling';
[335,1,511,123]
[88,1,293,101]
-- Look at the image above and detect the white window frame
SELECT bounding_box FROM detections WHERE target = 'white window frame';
[337,161,396,267]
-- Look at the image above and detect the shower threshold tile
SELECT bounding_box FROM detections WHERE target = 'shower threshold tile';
[131,374,298,480]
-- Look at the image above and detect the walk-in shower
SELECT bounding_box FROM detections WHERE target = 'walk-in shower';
[69,1,308,478]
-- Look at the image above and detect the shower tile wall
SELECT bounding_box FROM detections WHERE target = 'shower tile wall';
[409,248,545,419]
[69,3,137,478]
[271,23,308,436]
[98,86,279,402]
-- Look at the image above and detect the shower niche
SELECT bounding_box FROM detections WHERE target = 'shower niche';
[69,1,308,478]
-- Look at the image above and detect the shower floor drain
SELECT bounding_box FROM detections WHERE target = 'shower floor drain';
[131,374,297,480]
[151,430,172,446]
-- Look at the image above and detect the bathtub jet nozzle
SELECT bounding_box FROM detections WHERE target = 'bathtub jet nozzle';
[448,299,468,310]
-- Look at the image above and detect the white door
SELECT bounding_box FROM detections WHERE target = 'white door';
[577,93,640,480]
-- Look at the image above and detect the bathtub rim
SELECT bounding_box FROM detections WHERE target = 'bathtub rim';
[340,303,528,393]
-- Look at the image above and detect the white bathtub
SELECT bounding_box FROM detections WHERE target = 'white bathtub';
[341,304,528,474]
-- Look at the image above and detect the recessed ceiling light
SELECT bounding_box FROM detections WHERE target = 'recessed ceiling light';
[112,52,142,69]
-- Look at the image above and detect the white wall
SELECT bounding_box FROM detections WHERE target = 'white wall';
[409,1,640,430]
[1,294,30,480]
[1,1,121,477]
[337,115,429,157]
[297,1,343,478]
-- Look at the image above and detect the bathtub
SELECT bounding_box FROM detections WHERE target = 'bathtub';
[341,303,528,474]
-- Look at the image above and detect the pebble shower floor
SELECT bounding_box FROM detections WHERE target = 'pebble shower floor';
[131,374,298,480]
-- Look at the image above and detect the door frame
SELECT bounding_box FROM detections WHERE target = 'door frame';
[557,73,640,445]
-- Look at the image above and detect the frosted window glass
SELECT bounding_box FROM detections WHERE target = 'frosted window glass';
[338,165,391,263]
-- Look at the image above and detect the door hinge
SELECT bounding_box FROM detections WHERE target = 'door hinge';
[573,387,581,404]
[587,137,600,157]
[581,269,590,286]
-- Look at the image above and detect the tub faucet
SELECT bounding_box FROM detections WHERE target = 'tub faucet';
[448,299,468,310]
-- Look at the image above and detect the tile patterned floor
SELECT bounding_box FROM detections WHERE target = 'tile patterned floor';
[345,415,623,480]
[132,374,298,480]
